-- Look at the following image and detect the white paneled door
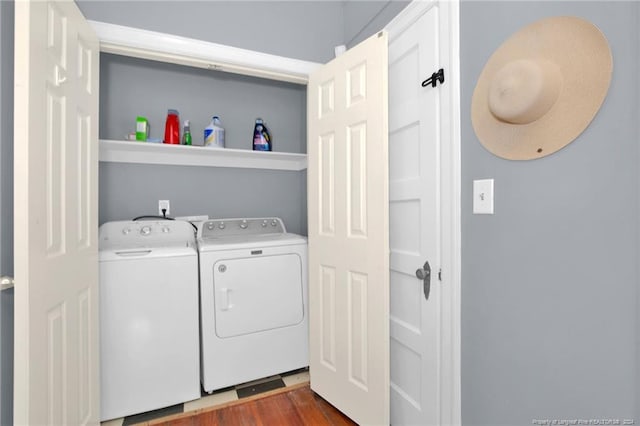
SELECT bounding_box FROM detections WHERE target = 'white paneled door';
[14,0,100,424]
[387,1,461,425]
[308,32,389,425]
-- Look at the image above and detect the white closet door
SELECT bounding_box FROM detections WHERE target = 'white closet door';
[307,32,389,425]
[387,1,461,424]
[14,0,100,424]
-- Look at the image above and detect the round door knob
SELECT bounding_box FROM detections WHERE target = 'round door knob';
[416,268,430,280]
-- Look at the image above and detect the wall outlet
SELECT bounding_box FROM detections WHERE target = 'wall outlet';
[158,199,170,216]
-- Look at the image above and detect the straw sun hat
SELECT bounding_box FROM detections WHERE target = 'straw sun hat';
[471,16,612,160]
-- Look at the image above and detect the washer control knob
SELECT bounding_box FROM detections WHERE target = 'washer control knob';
[162,226,170,233]
[240,219,248,229]
[207,223,215,230]
[122,227,132,235]
[271,220,277,227]
[262,220,268,227]
[140,226,151,236]
[219,222,225,230]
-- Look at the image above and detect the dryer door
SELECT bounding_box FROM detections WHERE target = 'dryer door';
[213,254,304,338]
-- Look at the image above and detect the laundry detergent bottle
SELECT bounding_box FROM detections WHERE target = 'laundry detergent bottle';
[163,109,180,144]
[204,116,225,148]
[252,118,271,151]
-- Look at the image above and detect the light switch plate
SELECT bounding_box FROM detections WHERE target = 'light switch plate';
[473,179,494,214]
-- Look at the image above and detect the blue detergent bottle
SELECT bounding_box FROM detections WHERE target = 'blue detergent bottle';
[252,118,272,151]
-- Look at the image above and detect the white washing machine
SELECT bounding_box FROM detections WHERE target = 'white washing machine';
[99,220,200,421]
[198,217,308,393]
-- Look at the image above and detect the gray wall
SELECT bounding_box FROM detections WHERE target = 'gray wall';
[0,289,13,426]
[97,53,308,233]
[76,1,345,64]
[0,0,14,280]
[460,2,638,425]
[344,0,410,48]
[0,0,14,424]
[74,0,350,234]
[82,0,410,233]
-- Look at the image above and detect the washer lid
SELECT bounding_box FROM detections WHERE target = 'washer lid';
[198,233,307,252]
[99,220,197,256]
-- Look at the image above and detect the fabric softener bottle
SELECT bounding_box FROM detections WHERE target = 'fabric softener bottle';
[252,118,271,151]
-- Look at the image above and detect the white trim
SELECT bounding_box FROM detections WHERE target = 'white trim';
[385,1,462,424]
[99,140,307,171]
[440,1,462,424]
[89,20,321,85]
[386,0,438,43]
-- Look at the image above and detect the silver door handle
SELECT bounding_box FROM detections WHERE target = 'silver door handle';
[415,261,431,300]
[1,276,14,290]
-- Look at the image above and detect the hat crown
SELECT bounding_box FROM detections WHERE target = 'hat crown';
[488,59,563,125]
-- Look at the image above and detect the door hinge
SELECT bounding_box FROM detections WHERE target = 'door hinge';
[421,68,445,88]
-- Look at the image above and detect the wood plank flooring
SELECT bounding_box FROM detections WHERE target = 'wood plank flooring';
[145,385,357,426]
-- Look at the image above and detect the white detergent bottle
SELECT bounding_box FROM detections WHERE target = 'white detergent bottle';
[204,116,225,148]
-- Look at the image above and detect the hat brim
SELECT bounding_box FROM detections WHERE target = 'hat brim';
[471,16,612,161]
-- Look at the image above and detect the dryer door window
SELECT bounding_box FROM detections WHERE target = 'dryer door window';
[213,253,304,338]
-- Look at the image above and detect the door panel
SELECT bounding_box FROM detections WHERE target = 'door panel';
[14,1,99,424]
[308,32,389,425]
[388,3,443,425]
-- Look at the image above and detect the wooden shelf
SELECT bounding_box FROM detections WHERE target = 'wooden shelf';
[99,140,307,171]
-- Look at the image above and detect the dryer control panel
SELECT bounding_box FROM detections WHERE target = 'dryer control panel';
[200,217,286,239]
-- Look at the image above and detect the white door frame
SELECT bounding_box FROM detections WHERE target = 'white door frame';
[386,1,461,424]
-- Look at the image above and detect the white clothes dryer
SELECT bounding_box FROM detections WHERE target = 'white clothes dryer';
[198,218,308,393]
[99,220,200,421]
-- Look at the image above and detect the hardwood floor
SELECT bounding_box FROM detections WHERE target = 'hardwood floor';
[146,384,357,426]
